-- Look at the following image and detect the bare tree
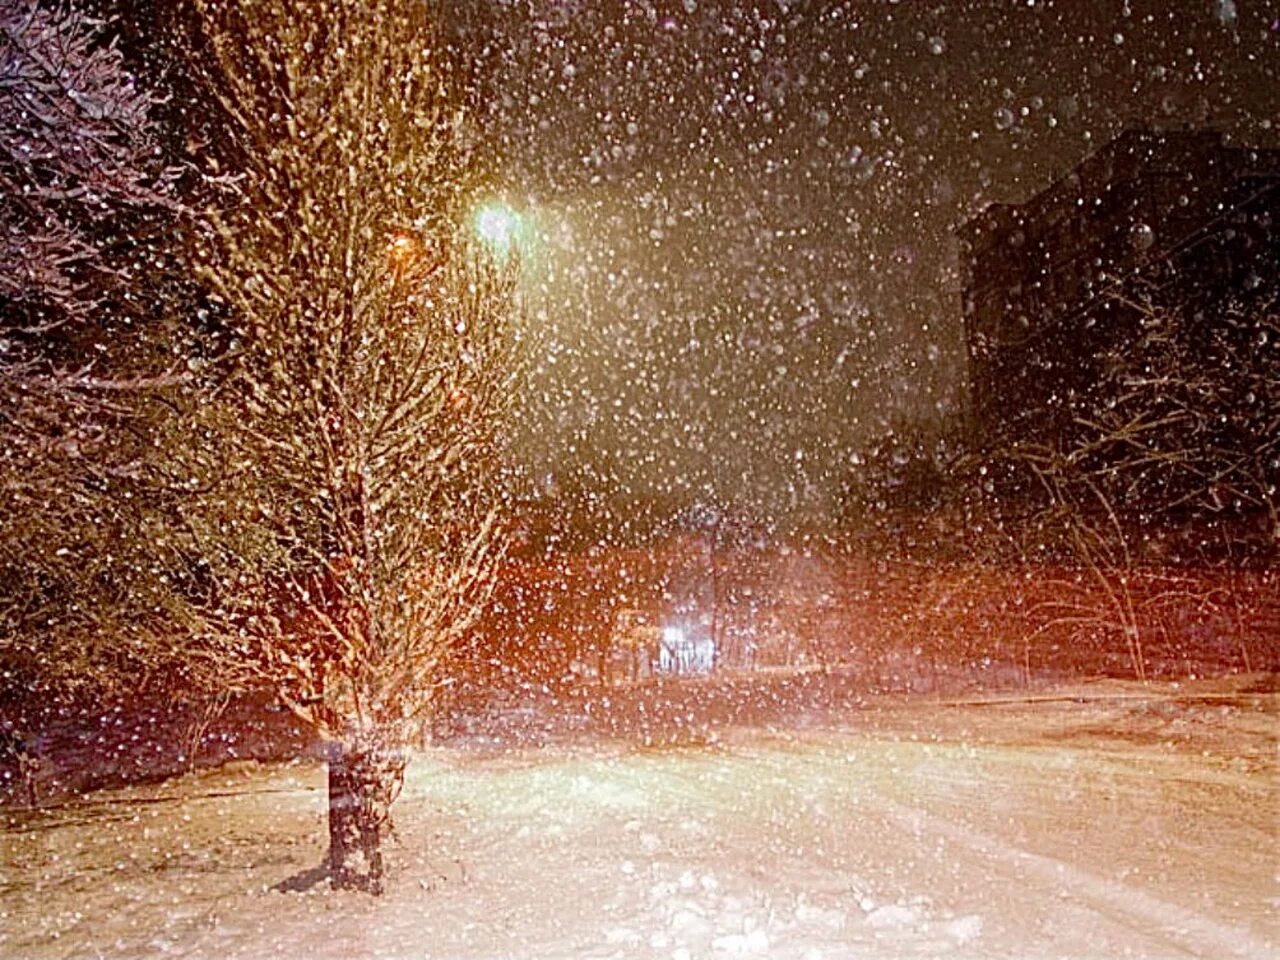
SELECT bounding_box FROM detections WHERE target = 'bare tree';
[1001,295,1278,679]
[156,0,523,893]
[0,0,182,689]
[0,0,174,333]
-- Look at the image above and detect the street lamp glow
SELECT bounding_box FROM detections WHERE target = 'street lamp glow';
[474,203,521,255]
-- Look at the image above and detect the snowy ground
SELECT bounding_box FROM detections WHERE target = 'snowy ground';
[2,676,1276,960]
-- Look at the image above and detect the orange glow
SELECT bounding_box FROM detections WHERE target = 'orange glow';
[387,232,417,263]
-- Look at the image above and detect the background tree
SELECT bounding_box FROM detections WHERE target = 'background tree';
[997,295,1278,678]
[0,0,183,697]
[156,0,523,893]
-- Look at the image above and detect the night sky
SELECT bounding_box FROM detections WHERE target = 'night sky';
[460,1,1277,517]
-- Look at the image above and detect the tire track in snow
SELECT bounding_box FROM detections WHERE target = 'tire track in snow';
[716,738,1275,959]
[874,795,1275,960]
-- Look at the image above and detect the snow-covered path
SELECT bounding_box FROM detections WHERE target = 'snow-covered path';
[2,679,1276,959]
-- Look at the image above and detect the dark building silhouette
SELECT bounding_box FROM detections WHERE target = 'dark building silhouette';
[958,129,1279,444]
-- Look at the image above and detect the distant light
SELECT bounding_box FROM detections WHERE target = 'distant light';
[474,203,521,255]
[387,233,416,262]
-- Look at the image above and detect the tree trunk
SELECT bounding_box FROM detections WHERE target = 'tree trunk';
[327,740,405,894]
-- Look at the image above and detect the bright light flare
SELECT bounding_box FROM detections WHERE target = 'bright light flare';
[473,203,521,255]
